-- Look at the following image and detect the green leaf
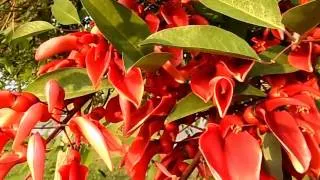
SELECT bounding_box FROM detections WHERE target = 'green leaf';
[282,0,320,35]
[24,68,111,101]
[262,133,283,180]
[82,0,151,68]
[140,25,261,62]
[199,0,284,29]
[236,85,266,97]
[249,46,298,77]
[166,93,214,122]
[11,21,55,40]
[133,52,171,72]
[51,0,81,25]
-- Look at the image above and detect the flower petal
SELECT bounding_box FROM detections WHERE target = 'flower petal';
[225,131,262,180]
[199,123,229,180]
[190,64,216,102]
[211,76,234,118]
[288,42,313,72]
[304,132,320,177]
[0,108,23,128]
[219,59,255,82]
[0,91,16,108]
[145,13,160,33]
[108,59,144,108]
[126,118,164,166]
[86,45,111,89]
[265,111,311,173]
[264,97,310,112]
[12,103,50,150]
[45,80,65,113]
[27,133,46,180]
[35,35,79,61]
[0,152,26,179]
[72,117,113,171]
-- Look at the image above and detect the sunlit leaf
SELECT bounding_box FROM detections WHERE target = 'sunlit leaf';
[199,0,284,29]
[51,0,80,25]
[12,21,55,40]
[24,68,111,101]
[140,25,261,61]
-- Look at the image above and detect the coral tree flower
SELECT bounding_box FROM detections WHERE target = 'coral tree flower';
[59,150,88,180]
[199,123,262,180]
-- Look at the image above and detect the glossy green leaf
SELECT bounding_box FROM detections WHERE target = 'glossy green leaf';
[236,85,266,97]
[199,0,284,29]
[140,25,261,61]
[262,133,283,180]
[282,0,320,35]
[166,93,214,122]
[133,52,171,72]
[24,68,111,101]
[82,0,151,68]
[249,46,298,77]
[11,21,55,40]
[51,0,81,25]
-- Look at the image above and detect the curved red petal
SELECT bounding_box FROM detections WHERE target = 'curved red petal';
[0,152,26,179]
[220,59,255,82]
[0,108,23,128]
[127,141,159,180]
[105,96,123,123]
[199,123,229,180]
[304,132,320,177]
[126,118,164,166]
[264,97,310,112]
[288,42,313,72]
[211,76,234,118]
[45,80,65,113]
[219,115,244,138]
[225,132,262,180]
[95,122,124,155]
[86,45,111,89]
[12,103,49,150]
[35,35,79,61]
[145,13,160,33]
[108,60,144,107]
[27,133,46,180]
[162,61,186,83]
[265,111,311,173]
[0,91,16,108]
[190,64,216,102]
[281,84,320,98]
[72,117,113,171]
[119,96,154,136]
[189,15,209,25]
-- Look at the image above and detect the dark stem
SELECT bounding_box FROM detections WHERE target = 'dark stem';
[180,151,202,180]
[46,95,92,143]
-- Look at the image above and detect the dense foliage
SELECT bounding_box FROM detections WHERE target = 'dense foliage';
[1,0,320,179]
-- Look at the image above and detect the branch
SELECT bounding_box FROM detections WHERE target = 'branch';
[180,151,202,180]
[46,95,92,143]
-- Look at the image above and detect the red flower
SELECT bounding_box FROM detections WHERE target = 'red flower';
[59,150,88,180]
[199,123,262,180]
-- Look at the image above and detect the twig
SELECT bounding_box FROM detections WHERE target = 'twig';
[33,125,67,129]
[270,43,293,63]
[63,129,75,149]
[46,95,92,143]
[180,151,202,180]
